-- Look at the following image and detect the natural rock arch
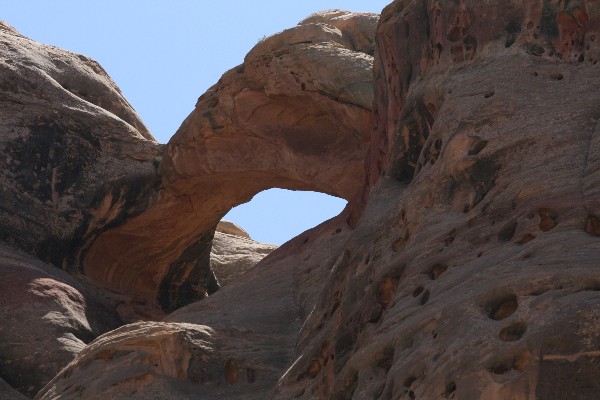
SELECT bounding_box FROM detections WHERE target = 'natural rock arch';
[81,11,379,311]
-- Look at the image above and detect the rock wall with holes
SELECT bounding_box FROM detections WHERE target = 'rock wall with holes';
[5,1,600,399]
[273,1,600,398]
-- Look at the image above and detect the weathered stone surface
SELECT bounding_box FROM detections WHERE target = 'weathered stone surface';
[210,231,277,287]
[272,1,600,398]
[216,220,250,239]
[11,1,600,399]
[37,217,353,400]
[0,244,120,398]
[0,19,160,275]
[41,2,600,399]
[0,377,28,400]
[82,11,376,311]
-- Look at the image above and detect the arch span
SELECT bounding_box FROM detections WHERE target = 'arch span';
[81,11,378,311]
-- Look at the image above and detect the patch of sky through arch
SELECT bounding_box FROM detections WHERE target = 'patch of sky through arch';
[223,189,347,245]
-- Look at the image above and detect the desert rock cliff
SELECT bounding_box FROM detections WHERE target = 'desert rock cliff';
[2,2,600,400]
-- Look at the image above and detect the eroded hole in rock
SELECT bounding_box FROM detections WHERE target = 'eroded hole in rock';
[585,214,600,236]
[499,321,527,342]
[539,208,558,232]
[223,189,347,245]
[487,295,518,320]
[468,137,488,155]
[429,264,448,280]
[490,350,532,375]
[498,221,518,242]
[413,286,425,297]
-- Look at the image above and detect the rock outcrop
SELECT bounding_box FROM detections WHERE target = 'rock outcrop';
[81,10,377,311]
[0,244,120,398]
[216,221,250,239]
[0,18,160,276]
[36,217,353,400]
[6,1,600,399]
[210,231,277,287]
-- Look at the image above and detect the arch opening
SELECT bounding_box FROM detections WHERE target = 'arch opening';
[222,188,348,245]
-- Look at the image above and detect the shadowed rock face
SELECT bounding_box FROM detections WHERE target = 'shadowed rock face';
[0,20,160,274]
[82,10,377,311]
[0,244,120,398]
[36,2,600,400]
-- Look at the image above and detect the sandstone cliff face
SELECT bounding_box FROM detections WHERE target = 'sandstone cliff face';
[81,10,377,311]
[7,2,600,399]
[0,19,159,274]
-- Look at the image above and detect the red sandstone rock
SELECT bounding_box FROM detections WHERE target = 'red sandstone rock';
[11,1,600,399]
[82,10,376,311]
[210,231,277,287]
[0,18,159,276]
[0,244,120,398]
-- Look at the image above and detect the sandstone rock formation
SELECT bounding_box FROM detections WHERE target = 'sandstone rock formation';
[82,9,376,311]
[36,217,353,400]
[0,244,120,398]
[210,231,277,287]
[6,1,600,399]
[216,220,250,239]
[0,18,160,276]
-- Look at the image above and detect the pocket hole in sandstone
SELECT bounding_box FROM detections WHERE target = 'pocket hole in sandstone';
[445,381,457,398]
[413,286,424,297]
[468,138,488,155]
[420,289,431,305]
[585,214,600,236]
[404,376,417,388]
[484,91,495,98]
[499,321,527,342]
[487,295,518,320]
[378,276,397,308]
[408,390,416,399]
[498,221,517,242]
[429,264,448,280]
[550,72,564,80]
[515,233,535,244]
[538,208,558,231]
[432,331,438,339]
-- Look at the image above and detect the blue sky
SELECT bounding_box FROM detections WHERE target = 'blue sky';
[1,1,389,244]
